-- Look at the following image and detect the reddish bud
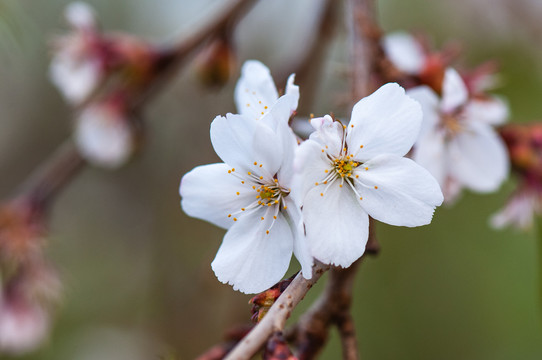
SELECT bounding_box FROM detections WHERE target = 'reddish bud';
[263,332,298,360]
[249,275,294,323]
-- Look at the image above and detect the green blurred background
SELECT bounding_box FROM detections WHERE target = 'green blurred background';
[1,0,542,358]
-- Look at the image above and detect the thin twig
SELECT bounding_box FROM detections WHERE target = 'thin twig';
[223,262,330,360]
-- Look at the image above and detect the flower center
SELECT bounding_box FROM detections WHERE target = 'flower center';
[256,183,288,207]
[333,157,359,179]
[441,113,464,138]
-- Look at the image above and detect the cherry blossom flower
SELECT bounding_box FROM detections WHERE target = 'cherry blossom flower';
[382,31,426,75]
[180,96,312,294]
[0,298,50,355]
[49,2,104,105]
[408,68,510,202]
[294,83,443,268]
[74,96,135,168]
[491,186,542,230]
[234,60,299,121]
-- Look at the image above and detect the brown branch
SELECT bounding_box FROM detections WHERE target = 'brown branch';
[223,262,330,360]
[287,228,379,360]
[9,0,258,209]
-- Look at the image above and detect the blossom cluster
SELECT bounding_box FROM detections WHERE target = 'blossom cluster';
[180,60,444,293]
[383,31,510,203]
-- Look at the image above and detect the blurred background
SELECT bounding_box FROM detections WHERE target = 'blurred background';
[1,0,542,358]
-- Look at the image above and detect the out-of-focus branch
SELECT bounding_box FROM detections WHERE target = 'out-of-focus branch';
[10,0,258,209]
[223,262,330,360]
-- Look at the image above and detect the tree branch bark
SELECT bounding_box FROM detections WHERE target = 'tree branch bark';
[223,262,330,360]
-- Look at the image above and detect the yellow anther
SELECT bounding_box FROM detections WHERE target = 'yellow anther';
[233,218,237,221]
[261,112,264,115]
[355,175,359,178]
[360,145,364,149]
[232,168,235,172]
[259,176,263,180]
[259,101,262,104]
[365,167,368,171]
[284,206,287,209]
[359,197,363,200]
[264,106,268,109]
[259,164,263,168]
[274,200,279,204]
[343,125,346,129]
[323,181,328,184]
[374,186,378,189]
[236,192,240,195]
[273,216,277,219]
[246,103,250,107]
[266,230,270,234]
[228,214,231,218]
[252,186,256,189]
[241,181,245,184]
[315,182,319,186]
[256,195,260,199]
[310,113,314,118]
[241,208,245,211]
[339,184,343,188]
[320,193,324,196]
[350,124,354,128]
[321,149,325,153]
[274,179,278,183]
[228,170,231,173]
[325,170,329,173]
[248,172,252,175]
[254,162,257,165]
[261,217,264,221]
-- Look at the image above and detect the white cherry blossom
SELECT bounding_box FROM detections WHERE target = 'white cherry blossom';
[75,100,134,168]
[49,2,103,105]
[382,31,426,75]
[180,96,312,294]
[408,68,510,202]
[234,60,299,121]
[294,83,443,268]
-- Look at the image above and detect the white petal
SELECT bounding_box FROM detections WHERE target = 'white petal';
[210,113,283,180]
[441,68,468,113]
[50,56,100,105]
[0,302,49,355]
[284,197,313,279]
[75,103,133,168]
[448,122,510,192]
[354,154,443,227]
[463,97,509,126]
[406,86,440,138]
[309,115,344,158]
[346,83,422,160]
[382,32,425,74]
[303,181,369,268]
[180,163,254,229]
[285,73,300,115]
[490,190,537,230]
[65,2,96,29]
[412,129,447,189]
[211,209,294,293]
[234,60,279,120]
[292,139,332,204]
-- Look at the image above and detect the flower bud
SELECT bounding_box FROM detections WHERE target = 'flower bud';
[194,36,236,88]
[249,276,294,323]
[75,95,137,168]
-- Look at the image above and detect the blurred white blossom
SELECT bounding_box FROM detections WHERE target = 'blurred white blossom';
[75,98,134,168]
[408,68,510,202]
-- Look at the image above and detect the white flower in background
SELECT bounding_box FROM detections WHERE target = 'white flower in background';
[180,96,312,294]
[382,31,426,75]
[234,60,299,121]
[75,100,134,168]
[408,68,510,202]
[491,187,542,230]
[50,2,103,105]
[294,83,443,268]
[0,299,49,355]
